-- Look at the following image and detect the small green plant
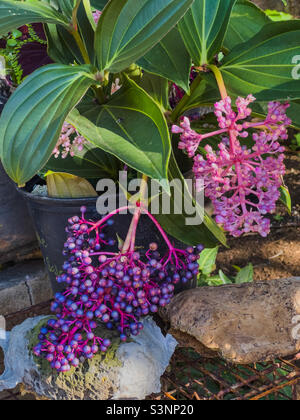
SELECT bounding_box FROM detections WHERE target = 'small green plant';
[0,24,47,84]
[273,214,284,222]
[265,9,293,21]
[290,133,300,151]
[197,247,254,287]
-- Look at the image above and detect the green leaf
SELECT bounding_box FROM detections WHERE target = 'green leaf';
[46,172,98,198]
[265,9,293,22]
[45,2,96,64]
[216,21,300,101]
[198,274,224,287]
[286,101,300,130]
[44,142,122,180]
[0,64,97,186]
[0,0,69,35]
[45,24,84,64]
[95,0,194,73]
[198,246,219,275]
[55,0,75,17]
[178,0,237,66]
[137,27,192,92]
[224,0,270,50]
[90,0,109,10]
[67,77,171,191]
[235,264,254,284]
[139,72,170,111]
[12,29,23,38]
[218,270,233,284]
[7,39,17,47]
[279,185,292,214]
[152,153,228,247]
[177,78,220,116]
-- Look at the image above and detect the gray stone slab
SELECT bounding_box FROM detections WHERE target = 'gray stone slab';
[0,261,53,315]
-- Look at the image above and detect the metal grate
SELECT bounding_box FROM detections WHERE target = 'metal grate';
[1,302,299,401]
[151,349,300,400]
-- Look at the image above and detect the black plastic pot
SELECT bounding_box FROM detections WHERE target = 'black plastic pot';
[19,190,197,294]
[0,79,38,264]
[0,163,38,264]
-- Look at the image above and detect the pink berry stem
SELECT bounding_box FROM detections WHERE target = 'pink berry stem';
[122,175,148,254]
[141,206,175,253]
[200,127,229,140]
[89,206,132,232]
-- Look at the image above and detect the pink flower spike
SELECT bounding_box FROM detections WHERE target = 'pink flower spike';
[177,95,291,238]
[93,10,102,24]
[172,117,203,158]
[171,125,184,134]
[52,123,88,159]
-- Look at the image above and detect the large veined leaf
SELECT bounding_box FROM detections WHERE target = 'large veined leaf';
[67,77,171,191]
[95,0,194,73]
[174,78,220,118]
[216,21,300,101]
[224,0,270,50]
[178,0,237,66]
[0,0,69,35]
[44,142,122,179]
[137,27,192,92]
[152,153,227,247]
[0,64,98,186]
[54,0,75,17]
[90,0,109,10]
[286,101,300,130]
[45,24,84,64]
[139,72,170,112]
[45,2,96,64]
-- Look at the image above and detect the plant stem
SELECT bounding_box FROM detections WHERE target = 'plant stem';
[208,65,228,100]
[141,207,174,252]
[171,73,203,122]
[72,0,82,31]
[82,0,96,30]
[122,175,149,253]
[91,206,132,230]
[71,30,91,65]
[209,65,248,217]
[93,84,109,104]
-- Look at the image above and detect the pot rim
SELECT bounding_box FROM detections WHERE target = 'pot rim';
[18,187,99,205]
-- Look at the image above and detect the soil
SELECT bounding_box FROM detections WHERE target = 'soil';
[217,152,300,281]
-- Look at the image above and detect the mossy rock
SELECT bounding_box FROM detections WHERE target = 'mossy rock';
[1,316,177,400]
[25,318,123,400]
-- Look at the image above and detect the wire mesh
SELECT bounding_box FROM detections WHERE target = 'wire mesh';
[0,302,299,401]
[150,348,300,400]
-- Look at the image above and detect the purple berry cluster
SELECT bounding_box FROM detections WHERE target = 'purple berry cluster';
[172,96,291,237]
[34,207,203,372]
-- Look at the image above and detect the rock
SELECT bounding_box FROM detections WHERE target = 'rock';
[0,261,53,315]
[160,277,300,364]
[0,316,177,400]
